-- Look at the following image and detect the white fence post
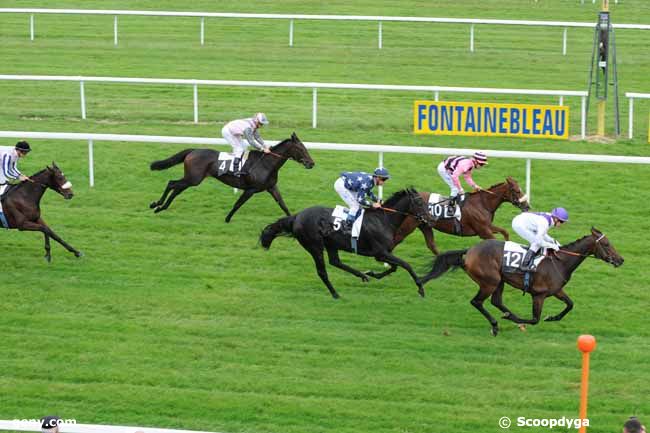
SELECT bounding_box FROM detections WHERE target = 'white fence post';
[312,87,318,128]
[200,17,205,46]
[628,97,634,139]
[289,19,294,47]
[581,96,586,139]
[470,24,475,52]
[378,21,383,49]
[434,91,439,101]
[30,14,34,41]
[193,84,199,124]
[80,81,86,119]
[559,96,564,106]
[378,151,384,200]
[525,158,531,204]
[88,139,94,187]
[562,27,567,55]
[113,15,118,46]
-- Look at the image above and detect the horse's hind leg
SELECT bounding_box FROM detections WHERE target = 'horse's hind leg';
[471,286,500,336]
[365,263,398,280]
[301,241,340,299]
[420,225,440,255]
[225,188,257,223]
[544,289,573,322]
[489,224,509,241]
[376,252,425,298]
[150,179,177,209]
[490,280,524,322]
[155,178,201,213]
[326,247,369,282]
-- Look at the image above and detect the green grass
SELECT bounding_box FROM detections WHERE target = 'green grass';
[1,1,649,433]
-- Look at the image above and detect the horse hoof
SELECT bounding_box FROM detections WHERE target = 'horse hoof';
[418,287,425,298]
[44,255,51,263]
[491,326,499,336]
[224,216,232,223]
[331,293,340,299]
[149,202,158,209]
[361,276,369,283]
[544,316,556,322]
[154,207,163,214]
[75,251,84,258]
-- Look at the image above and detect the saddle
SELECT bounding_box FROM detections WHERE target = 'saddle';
[330,206,365,251]
[216,151,250,176]
[502,241,545,274]
[427,193,464,221]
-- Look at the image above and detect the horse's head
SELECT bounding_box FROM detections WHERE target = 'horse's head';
[404,189,435,226]
[591,227,624,267]
[283,132,315,169]
[45,162,74,199]
[503,176,529,211]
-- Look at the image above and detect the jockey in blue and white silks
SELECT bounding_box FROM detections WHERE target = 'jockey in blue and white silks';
[334,168,390,225]
[0,141,31,196]
[511,208,569,271]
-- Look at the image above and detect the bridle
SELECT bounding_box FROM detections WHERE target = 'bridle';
[556,233,611,261]
[379,193,429,223]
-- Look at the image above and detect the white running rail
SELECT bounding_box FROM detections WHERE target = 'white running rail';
[624,92,650,139]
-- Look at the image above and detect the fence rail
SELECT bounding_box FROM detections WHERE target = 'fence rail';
[2,131,649,202]
[2,8,649,53]
[624,92,650,139]
[0,420,219,433]
[0,74,589,138]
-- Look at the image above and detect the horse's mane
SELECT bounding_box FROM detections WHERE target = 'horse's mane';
[561,234,592,249]
[382,188,417,207]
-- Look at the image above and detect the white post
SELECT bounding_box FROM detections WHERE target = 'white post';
[88,139,95,187]
[114,15,118,46]
[562,27,567,56]
[378,152,384,200]
[378,21,383,49]
[470,24,475,52]
[434,91,439,101]
[628,97,634,139]
[525,159,531,204]
[193,84,199,124]
[80,81,86,119]
[312,88,318,128]
[289,19,294,47]
[30,14,34,41]
[559,96,564,106]
[200,17,205,46]
[581,96,586,139]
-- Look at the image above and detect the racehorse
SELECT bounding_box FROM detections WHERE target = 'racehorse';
[364,177,529,280]
[260,188,435,299]
[1,163,82,262]
[417,227,623,336]
[149,132,315,222]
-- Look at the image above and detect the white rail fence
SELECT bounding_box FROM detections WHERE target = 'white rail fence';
[0,74,589,138]
[0,420,219,433]
[625,92,650,139]
[2,131,650,203]
[1,9,650,54]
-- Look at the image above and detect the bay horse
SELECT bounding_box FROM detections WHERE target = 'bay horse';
[259,189,435,299]
[365,177,529,280]
[149,132,315,222]
[418,227,623,336]
[1,163,82,262]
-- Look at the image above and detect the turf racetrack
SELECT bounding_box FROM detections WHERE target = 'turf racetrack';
[1,1,649,432]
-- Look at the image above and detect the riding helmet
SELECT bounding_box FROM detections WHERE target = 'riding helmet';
[15,141,31,153]
[473,151,488,165]
[551,207,569,222]
[373,167,391,179]
[255,112,269,125]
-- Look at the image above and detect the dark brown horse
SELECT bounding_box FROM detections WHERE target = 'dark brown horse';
[1,163,81,261]
[260,189,435,299]
[418,228,623,336]
[149,132,315,222]
[365,177,529,280]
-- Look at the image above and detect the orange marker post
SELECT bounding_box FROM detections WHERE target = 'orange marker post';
[577,335,596,433]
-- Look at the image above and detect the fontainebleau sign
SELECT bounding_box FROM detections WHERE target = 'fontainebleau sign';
[414,100,569,140]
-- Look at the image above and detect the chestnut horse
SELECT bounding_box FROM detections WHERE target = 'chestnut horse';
[418,228,623,336]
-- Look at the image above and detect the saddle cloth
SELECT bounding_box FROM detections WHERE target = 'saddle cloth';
[428,193,461,221]
[331,205,364,239]
[216,151,250,176]
[502,241,545,273]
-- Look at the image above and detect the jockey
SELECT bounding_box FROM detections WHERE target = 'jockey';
[437,151,488,211]
[511,207,569,271]
[0,141,31,196]
[334,168,391,226]
[221,112,270,176]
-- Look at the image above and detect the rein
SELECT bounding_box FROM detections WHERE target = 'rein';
[557,234,606,259]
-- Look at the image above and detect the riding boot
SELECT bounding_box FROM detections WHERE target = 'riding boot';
[520,249,537,272]
[447,196,457,215]
[233,158,247,177]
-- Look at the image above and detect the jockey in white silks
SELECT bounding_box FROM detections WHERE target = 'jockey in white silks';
[511,208,569,271]
[221,113,270,176]
[0,141,31,196]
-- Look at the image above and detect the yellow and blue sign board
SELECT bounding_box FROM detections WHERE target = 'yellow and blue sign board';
[414,100,569,140]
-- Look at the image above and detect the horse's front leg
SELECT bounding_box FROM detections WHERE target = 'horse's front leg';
[376,251,424,297]
[43,232,52,262]
[20,219,82,260]
[489,224,509,240]
[365,263,398,280]
[419,224,439,255]
[267,184,291,216]
[326,247,369,282]
[544,289,574,322]
[225,188,257,223]
[508,294,546,325]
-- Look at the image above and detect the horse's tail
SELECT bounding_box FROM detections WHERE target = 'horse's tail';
[150,149,193,171]
[419,249,467,285]
[260,215,296,249]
